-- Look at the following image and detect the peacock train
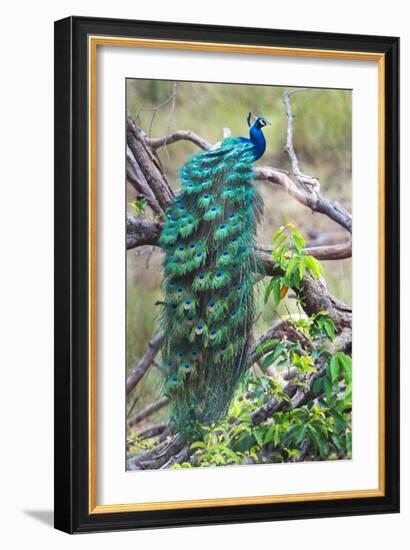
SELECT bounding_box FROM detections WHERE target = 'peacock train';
[159,113,271,440]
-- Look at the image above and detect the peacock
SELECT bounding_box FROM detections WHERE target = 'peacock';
[159,113,271,440]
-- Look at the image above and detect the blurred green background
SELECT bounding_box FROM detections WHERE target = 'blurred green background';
[126,79,352,425]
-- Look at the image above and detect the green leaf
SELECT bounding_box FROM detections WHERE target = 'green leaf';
[330,409,347,432]
[307,425,321,452]
[298,256,307,279]
[274,425,282,447]
[264,279,274,304]
[272,278,282,305]
[255,339,277,357]
[271,226,286,248]
[323,318,336,339]
[263,423,276,445]
[312,377,323,394]
[337,352,352,382]
[305,255,324,279]
[271,233,287,254]
[261,352,276,370]
[190,441,206,450]
[329,355,340,383]
[332,435,343,451]
[129,197,147,215]
[324,377,332,402]
[264,278,282,305]
[295,424,307,444]
[292,231,306,251]
[253,428,264,447]
[285,255,299,281]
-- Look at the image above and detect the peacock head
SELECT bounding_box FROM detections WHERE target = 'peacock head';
[247,112,271,129]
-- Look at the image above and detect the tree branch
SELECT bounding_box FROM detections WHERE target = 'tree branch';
[134,423,169,441]
[254,166,352,234]
[127,215,162,249]
[127,396,169,428]
[146,130,213,151]
[257,239,352,262]
[127,116,174,212]
[126,146,163,216]
[304,240,352,260]
[126,332,164,395]
[283,90,321,194]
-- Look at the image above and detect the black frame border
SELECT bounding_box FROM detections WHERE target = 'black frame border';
[54,16,400,534]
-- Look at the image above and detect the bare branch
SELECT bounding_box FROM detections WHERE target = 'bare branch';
[257,239,352,262]
[146,130,213,151]
[129,434,184,470]
[254,167,352,234]
[127,396,169,428]
[283,90,321,194]
[300,275,352,330]
[126,215,162,249]
[135,423,169,441]
[126,332,164,395]
[304,240,352,260]
[127,116,174,211]
[126,146,163,216]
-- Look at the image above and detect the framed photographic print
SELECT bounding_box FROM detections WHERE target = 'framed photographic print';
[54,16,400,533]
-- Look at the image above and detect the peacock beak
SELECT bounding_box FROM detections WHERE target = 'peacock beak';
[265,119,272,126]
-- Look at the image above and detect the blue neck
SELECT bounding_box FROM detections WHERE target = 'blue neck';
[249,125,266,160]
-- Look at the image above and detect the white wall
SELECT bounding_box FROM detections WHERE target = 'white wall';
[0,0,407,546]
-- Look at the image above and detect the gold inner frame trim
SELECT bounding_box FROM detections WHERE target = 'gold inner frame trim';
[88,35,386,514]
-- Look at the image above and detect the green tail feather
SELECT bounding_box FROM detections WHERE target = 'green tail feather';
[159,137,263,440]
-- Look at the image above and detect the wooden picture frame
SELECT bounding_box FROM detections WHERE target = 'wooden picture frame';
[54,16,400,533]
